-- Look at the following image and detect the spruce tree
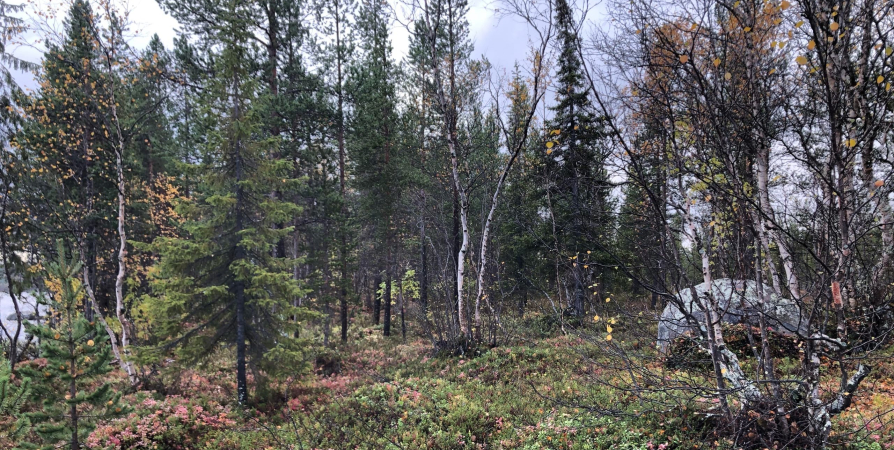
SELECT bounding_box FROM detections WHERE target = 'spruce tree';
[147,0,313,404]
[540,0,613,317]
[17,244,127,450]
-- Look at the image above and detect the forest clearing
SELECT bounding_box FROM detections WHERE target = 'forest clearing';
[1,0,893,448]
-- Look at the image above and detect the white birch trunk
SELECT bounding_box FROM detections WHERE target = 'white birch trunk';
[755,147,799,297]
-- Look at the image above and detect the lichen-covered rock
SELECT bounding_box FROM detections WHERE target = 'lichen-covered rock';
[657,279,807,353]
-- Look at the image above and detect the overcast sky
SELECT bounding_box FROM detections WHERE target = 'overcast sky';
[9,0,539,90]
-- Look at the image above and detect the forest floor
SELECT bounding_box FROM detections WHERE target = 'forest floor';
[59,307,894,449]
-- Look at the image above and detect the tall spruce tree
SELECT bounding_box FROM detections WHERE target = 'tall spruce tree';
[541,0,613,317]
[147,0,312,404]
[18,244,128,450]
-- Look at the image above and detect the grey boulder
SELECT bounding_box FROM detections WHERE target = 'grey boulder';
[657,279,807,353]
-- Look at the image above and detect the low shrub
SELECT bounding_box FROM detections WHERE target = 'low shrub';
[85,394,235,450]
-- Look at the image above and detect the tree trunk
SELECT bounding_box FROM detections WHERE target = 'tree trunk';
[472,122,528,335]
[373,272,381,325]
[383,264,391,337]
[112,121,136,385]
[233,92,249,405]
[754,146,799,297]
[80,254,127,380]
[334,0,349,344]
[70,337,79,450]
[400,280,406,340]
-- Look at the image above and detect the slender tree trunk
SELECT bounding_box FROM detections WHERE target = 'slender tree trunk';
[80,258,126,380]
[233,94,249,405]
[384,259,392,337]
[112,121,136,385]
[400,279,406,340]
[753,235,789,438]
[235,276,248,404]
[70,335,79,450]
[420,217,428,313]
[681,184,760,408]
[419,66,429,317]
[373,273,381,325]
[472,135,526,334]
[452,187,461,328]
[755,146,799,296]
[333,0,350,343]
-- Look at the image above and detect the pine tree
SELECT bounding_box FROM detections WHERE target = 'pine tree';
[17,244,127,450]
[147,0,313,404]
[350,0,404,337]
[540,0,613,317]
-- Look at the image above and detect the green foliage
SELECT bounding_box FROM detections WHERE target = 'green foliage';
[16,244,128,450]
[0,352,30,444]
[144,0,315,403]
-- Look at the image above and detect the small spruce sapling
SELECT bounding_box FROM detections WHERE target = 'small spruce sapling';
[17,244,129,450]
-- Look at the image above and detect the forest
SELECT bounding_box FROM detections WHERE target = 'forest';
[0,0,893,448]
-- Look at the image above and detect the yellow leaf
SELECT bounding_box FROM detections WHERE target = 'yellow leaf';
[829,22,839,31]
[743,26,752,32]
[846,138,857,148]
[679,54,690,64]
[605,297,611,302]
[606,334,612,341]
[733,0,740,6]
[780,0,791,10]
[724,72,732,80]
[546,149,553,155]
[713,58,721,67]
[546,141,554,149]
[808,40,816,50]
[796,55,808,65]
[769,68,777,75]
[594,315,600,322]
[874,180,884,187]
[877,76,885,84]
[87,340,94,347]
[795,20,804,28]
[606,325,613,333]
